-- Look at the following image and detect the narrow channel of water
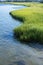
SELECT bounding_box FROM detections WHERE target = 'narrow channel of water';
[0,4,43,65]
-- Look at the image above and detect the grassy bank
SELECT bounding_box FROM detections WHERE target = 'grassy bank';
[10,3,43,44]
[0,2,43,7]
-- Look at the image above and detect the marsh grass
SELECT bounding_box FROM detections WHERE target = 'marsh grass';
[10,3,43,44]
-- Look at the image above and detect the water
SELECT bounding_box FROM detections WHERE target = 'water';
[0,4,43,65]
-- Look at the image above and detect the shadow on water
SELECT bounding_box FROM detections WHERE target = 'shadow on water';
[9,60,25,65]
[13,33,43,51]
[28,43,43,50]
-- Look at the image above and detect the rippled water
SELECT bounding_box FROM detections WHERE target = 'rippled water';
[0,4,43,65]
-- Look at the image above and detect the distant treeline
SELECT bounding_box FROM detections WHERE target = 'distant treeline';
[0,0,43,3]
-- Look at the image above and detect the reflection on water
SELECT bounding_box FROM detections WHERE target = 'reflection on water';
[0,4,43,65]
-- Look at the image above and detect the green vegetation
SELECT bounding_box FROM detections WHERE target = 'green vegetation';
[10,3,43,44]
[1,2,43,7]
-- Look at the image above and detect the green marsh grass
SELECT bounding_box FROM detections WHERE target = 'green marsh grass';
[10,3,43,44]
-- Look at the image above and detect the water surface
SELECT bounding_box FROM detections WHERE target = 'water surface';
[0,4,43,65]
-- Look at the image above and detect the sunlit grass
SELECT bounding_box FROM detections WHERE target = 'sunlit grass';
[10,2,43,44]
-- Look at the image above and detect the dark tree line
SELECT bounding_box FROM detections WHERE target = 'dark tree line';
[0,0,43,2]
